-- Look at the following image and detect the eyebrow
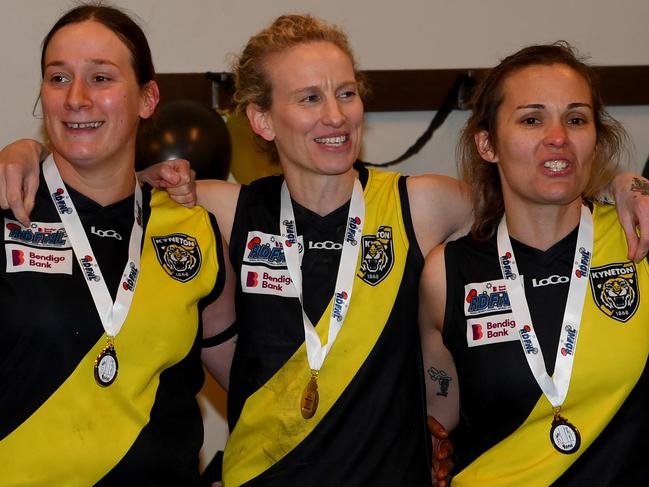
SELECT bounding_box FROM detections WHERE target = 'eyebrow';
[44,59,119,69]
[289,80,358,97]
[515,102,593,110]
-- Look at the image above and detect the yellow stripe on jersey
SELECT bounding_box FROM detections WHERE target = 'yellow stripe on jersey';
[453,203,649,486]
[1,190,220,485]
[223,169,409,486]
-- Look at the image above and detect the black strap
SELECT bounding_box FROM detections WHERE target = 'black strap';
[202,321,238,348]
[362,73,474,168]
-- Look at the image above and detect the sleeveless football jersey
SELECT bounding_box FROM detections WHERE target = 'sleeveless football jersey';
[224,164,432,486]
[0,178,224,485]
[444,203,648,486]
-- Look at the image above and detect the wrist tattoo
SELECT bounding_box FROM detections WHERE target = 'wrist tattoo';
[427,366,452,397]
[631,177,649,196]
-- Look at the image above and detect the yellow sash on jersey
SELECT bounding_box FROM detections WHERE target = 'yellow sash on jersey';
[453,204,649,486]
[0,190,220,486]
[223,170,409,486]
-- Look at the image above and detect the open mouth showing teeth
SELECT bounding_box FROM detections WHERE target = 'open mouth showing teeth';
[314,135,348,147]
[65,121,103,129]
[544,160,568,172]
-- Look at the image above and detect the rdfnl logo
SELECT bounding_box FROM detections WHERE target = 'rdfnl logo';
[575,247,591,278]
[282,219,298,247]
[51,188,73,214]
[345,217,361,245]
[560,325,577,356]
[500,252,516,279]
[80,255,101,282]
[332,291,349,321]
[122,262,138,291]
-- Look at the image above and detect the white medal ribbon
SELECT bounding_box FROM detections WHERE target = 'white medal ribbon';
[497,205,593,408]
[280,179,365,372]
[43,155,143,338]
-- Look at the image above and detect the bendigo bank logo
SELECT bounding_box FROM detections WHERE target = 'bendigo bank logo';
[589,262,639,322]
[358,226,393,286]
[12,249,25,266]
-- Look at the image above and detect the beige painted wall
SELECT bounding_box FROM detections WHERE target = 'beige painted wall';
[3,0,648,469]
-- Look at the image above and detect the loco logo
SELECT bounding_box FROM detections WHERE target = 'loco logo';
[122,262,139,291]
[519,325,538,354]
[589,262,639,322]
[51,188,73,215]
[5,220,67,247]
[561,325,577,356]
[80,255,101,282]
[358,226,394,286]
[332,291,349,321]
[500,252,516,279]
[152,233,202,282]
[346,216,362,245]
[575,247,591,278]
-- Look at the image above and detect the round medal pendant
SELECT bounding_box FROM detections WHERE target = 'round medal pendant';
[300,375,319,419]
[94,343,118,387]
[550,416,581,454]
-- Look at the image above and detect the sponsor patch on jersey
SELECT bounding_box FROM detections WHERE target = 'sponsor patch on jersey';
[243,231,304,268]
[241,264,298,297]
[5,243,73,274]
[358,226,393,286]
[4,218,68,248]
[152,233,201,282]
[464,279,511,316]
[466,312,518,347]
[589,262,639,322]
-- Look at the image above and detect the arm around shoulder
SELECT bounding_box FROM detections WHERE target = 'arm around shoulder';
[196,179,241,244]
[0,138,47,225]
[407,174,472,257]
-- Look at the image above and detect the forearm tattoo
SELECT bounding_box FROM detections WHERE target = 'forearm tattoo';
[427,366,452,397]
[631,177,649,196]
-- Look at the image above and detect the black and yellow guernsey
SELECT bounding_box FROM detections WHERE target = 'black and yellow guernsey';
[225,164,432,486]
[0,178,224,485]
[444,203,648,486]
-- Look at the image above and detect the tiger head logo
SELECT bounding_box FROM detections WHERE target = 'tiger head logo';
[600,277,635,311]
[164,244,196,272]
[152,233,202,282]
[364,240,389,273]
[358,226,394,286]
[589,262,639,323]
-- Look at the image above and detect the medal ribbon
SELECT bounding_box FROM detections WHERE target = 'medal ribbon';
[496,205,593,408]
[43,155,143,339]
[280,179,364,372]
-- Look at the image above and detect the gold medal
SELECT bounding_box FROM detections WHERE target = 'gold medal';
[550,408,580,454]
[94,339,118,387]
[300,371,319,419]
